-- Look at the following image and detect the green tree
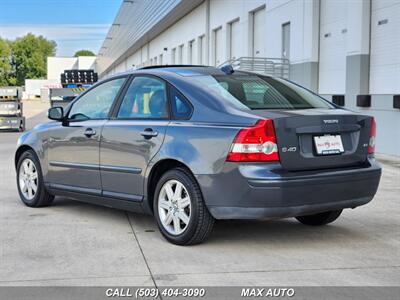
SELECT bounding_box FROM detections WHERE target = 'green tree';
[74,49,95,57]
[0,37,15,86]
[11,33,56,86]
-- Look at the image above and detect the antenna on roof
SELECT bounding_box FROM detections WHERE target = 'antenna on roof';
[220,64,234,75]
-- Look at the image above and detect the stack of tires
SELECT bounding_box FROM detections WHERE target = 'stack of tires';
[0,87,25,132]
[61,69,98,86]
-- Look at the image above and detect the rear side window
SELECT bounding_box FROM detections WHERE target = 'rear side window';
[117,76,168,119]
[170,88,192,119]
[190,74,334,110]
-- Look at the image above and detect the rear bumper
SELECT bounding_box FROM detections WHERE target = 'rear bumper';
[208,197,372,219]
[196,158,381,220]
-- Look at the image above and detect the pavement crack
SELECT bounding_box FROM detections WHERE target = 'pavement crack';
[0,274,148,284]
[152,265,400,278]
[126,212,162,300]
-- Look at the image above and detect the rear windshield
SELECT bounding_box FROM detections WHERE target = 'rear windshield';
[191,74,334,110]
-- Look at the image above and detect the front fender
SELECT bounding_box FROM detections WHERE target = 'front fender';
[15,122,55,180]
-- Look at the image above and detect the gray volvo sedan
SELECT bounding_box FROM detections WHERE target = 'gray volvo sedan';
[15,66,381,245]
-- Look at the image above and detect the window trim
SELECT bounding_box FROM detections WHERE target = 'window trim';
[65,75,129,122]
[110,74,172,121]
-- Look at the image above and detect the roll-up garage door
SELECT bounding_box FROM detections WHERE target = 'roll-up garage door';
[318,0,347,95]
[171,48,176,64]
[370,0,400,94]
[253,7,266,58]
[188,40,195,64]
[199,35,206,65]
[230,19,240,60]
[214,27,224,66]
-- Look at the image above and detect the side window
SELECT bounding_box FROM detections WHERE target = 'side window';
[117,76,168,119]
[69,78,125,120]
[170,88,192,119]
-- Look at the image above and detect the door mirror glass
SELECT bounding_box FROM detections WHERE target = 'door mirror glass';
[48,107,64,121]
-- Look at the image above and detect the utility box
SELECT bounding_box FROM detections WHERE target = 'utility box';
[0,87,22,100]
[0,87,25,132]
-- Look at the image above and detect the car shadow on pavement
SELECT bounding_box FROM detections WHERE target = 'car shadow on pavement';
[209,218,369,246]
[52,197,370,247]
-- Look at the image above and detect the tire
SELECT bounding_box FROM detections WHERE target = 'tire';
[153,168,214,245]
[16,150,54,207]
[295,210,342,226]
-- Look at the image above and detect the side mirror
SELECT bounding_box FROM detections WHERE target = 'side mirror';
[48,107,64,121]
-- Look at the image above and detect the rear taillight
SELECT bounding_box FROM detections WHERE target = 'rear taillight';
[227,119,279,162]
[368,117,376,154]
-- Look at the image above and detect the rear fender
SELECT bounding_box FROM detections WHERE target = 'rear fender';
[142,122,241,199]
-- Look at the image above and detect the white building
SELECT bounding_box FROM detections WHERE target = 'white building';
[47,56,97,80]
[24,56,97,99]
[97,0,400,156]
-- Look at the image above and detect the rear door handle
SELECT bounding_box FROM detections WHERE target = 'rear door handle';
[84,128,96,137]
[140,128,158,139]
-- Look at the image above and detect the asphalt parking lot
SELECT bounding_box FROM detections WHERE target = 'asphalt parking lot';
[0,101,399,287]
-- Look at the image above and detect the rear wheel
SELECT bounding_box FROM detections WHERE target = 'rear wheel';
[153,168,214,245]
[16,150,54,207]
[295,210,342,226]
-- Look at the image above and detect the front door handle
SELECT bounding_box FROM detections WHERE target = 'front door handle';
[84,128,96,137]
[140,128,158,139]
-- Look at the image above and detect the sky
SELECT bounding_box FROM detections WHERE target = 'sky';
[0,0,122,56]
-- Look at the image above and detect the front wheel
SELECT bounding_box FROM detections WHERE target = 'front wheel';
[16,150,54,207]
[153,168,214,245]
[295,210,342,226]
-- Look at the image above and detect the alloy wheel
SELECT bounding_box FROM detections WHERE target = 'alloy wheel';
[158,179,191,235]
[18,158,38,200]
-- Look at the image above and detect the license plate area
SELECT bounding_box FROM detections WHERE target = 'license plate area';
[313,134,344,155]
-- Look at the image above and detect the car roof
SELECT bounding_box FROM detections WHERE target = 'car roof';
[108,65,251,78]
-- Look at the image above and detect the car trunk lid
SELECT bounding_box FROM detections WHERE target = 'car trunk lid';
[251,108,372,171]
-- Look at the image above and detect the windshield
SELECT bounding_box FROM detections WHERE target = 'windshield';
[191,74,334,110]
